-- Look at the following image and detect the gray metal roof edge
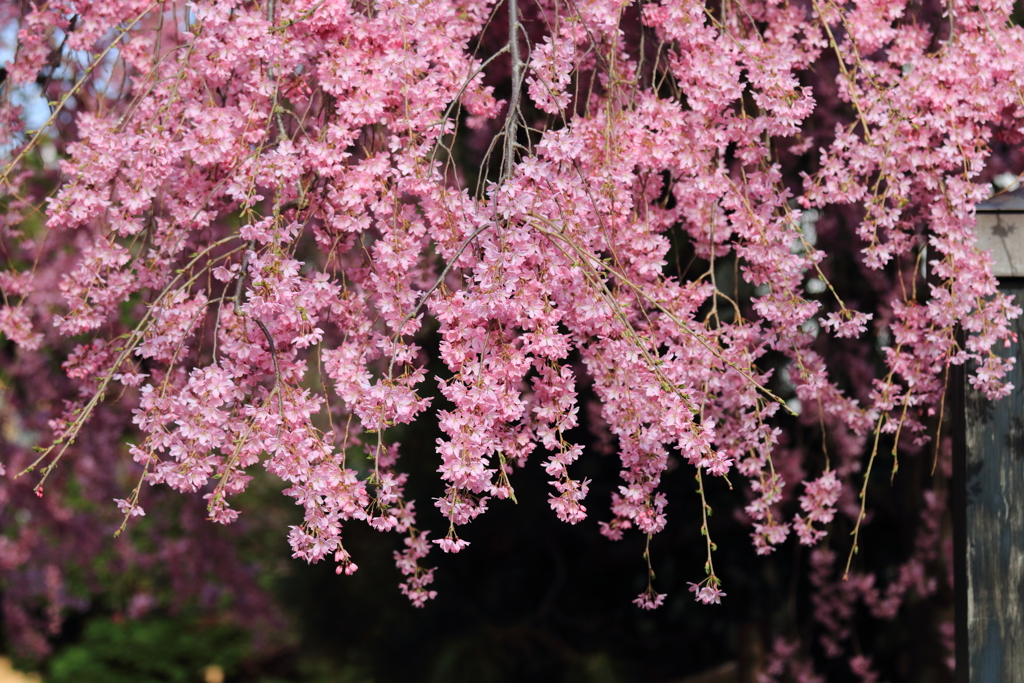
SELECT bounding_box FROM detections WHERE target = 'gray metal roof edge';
[978,187,1024,212]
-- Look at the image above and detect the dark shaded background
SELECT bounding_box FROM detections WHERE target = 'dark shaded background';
[10,327,956,683]
[8,0,1020,679]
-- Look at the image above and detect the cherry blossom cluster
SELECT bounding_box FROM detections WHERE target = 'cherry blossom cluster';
[1,0,1022,674]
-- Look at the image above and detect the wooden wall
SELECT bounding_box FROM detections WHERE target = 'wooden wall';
[957,278,1024,682]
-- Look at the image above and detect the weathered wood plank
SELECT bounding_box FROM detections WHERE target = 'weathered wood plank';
[961,278,1024,682]
[976,195,1024,278]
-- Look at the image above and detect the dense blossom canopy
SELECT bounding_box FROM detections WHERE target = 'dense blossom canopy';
[1,0,1022,677]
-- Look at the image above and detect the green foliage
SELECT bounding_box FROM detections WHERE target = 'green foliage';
[46,616,246,683]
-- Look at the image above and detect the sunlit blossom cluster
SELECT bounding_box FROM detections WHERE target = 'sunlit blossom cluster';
[2,0,1022,676]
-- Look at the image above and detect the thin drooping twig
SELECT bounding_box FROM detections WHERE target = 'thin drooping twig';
[373,0,521,491]
[233,241,254,308]
[373,222,491,490]
[232,241,285,432]
[253,317,286,435]
[386,223,490,380]
[17,238,244,485]
[503,0,523,180]
[1,3,159,184]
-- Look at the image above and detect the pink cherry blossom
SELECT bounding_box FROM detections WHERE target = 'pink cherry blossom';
[0,0,1017,668]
